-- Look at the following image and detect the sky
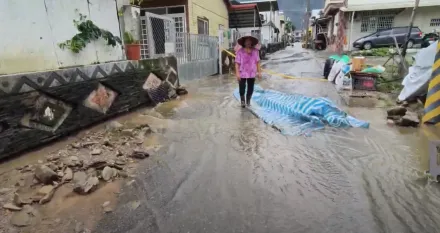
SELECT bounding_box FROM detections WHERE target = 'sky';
[237,0,325,30]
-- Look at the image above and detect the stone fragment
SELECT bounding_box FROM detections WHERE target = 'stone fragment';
[130,149,150,159]
[34,165,58,184]
[106,121,123,131]
[91,149,102,155]
[387,106,407,117]
[101,166,116,181]
[63,167,73,181]
[3,203,22,211]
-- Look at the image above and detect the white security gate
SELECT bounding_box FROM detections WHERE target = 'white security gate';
[140,13,218,82]
[176,33,219,82]
[140,13,176,59]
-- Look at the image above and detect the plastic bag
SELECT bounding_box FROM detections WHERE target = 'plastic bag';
[336,73,353,91]
[328,61,345,82]
[361,65,386,74]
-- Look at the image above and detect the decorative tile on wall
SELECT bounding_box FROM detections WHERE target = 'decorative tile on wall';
[20,94,72,132]
[0,60,139,96]
[83,83,118,114]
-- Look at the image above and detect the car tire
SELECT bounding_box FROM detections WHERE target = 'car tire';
[407,40,414,48]
[363,42,372,50]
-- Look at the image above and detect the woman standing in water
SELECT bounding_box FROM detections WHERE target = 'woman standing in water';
[235,36,262,108]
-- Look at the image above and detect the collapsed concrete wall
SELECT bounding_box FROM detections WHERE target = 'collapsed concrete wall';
[0,56,179,160]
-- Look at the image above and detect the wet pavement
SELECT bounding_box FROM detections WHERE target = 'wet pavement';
[94,45,439,233]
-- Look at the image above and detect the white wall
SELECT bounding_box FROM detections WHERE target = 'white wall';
[394,6,440,33]
[261,11,281,29]
[347,0,439,10]
[0,0,124,75]
[346,6,440,51]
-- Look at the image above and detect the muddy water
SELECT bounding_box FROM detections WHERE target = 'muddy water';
[92,46,440,233]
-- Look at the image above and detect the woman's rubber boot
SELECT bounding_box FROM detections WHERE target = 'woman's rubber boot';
[240,96,246,108]
[246,95,252,107]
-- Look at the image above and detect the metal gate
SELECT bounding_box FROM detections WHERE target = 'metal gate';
[140,12,218,82]
[176,33,219,82]
[140,13,176,59]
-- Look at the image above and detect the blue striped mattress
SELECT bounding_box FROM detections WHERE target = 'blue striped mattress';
[233,85,369,136]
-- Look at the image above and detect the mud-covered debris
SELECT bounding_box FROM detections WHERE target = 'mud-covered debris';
[106,121,123,131]
[82,141,99,148]
[64,156,81,168]
[387,106,407,117]
[3,203,22,211]
[103,139,113,147]
[0,188,11,195]
[118,171,128,178]
[91,149,102,156]
[386,119,395,126]
[62,167,73,182]
[37,185,55,204]
[34,165,58,184]
[102,166,116,181]
[130,150,150,159]
[82,177,99,194]
[395,112,420,127]
[115,158,126,166]
[10,205,37,227]
[72,172,87,194]
[176,87,188,96]
[86,168,98,177]
[121,129,135,137]
[13,193,32,206]
[86,158,108,170]
[143,109,164,119]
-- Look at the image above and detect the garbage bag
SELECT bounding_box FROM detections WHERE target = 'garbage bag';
[398,41,438,101]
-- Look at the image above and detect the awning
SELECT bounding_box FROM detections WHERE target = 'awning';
[233,0,279,12]
[341,1,439,11]
[229,4,262,28]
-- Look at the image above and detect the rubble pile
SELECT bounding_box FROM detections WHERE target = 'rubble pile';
[0,120,159,228]
[386,105,421,127]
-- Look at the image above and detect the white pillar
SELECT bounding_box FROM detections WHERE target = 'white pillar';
[218,29,223,75]
[349,11,355,51]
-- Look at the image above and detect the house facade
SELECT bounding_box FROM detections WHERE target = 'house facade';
[323,0,440,52]
[139,0,230,48]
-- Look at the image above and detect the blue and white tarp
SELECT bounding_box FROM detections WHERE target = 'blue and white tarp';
[234,85,369,136]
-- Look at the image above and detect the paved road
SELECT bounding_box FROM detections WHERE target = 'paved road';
[95,46,438,233]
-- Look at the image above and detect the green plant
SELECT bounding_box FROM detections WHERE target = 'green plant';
[129,0,144,5]
[58,11,122,53]
[123,32,139,44]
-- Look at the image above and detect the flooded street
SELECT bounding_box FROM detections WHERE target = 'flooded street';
[93,46,440,233]
[2,46,438,233]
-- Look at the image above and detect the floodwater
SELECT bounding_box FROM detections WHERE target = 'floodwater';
[98,46,438,232]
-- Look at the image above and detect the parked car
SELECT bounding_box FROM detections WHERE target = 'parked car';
[353,26,423,50]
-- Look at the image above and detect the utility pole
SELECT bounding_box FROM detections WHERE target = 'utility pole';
[304,0,311,48]
[401,0,420,58]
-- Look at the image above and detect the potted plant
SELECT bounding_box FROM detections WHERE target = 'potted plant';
[124,32,141,60]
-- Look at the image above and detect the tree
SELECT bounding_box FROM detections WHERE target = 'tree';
[284,21,296,34]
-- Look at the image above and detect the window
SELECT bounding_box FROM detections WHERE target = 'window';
[168,6,185,14]
[197,17,209,35]
[378,30,391,36]
[251,30,261,40]
[431,18,440,27]
[141,7,166,16]
[361,15,394,32]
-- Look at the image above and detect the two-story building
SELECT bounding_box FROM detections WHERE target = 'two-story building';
[323,0,440,52]
[230,0,281,45]
[139,0,231,49]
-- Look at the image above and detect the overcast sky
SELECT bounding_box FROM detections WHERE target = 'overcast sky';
[237,0,324,30]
